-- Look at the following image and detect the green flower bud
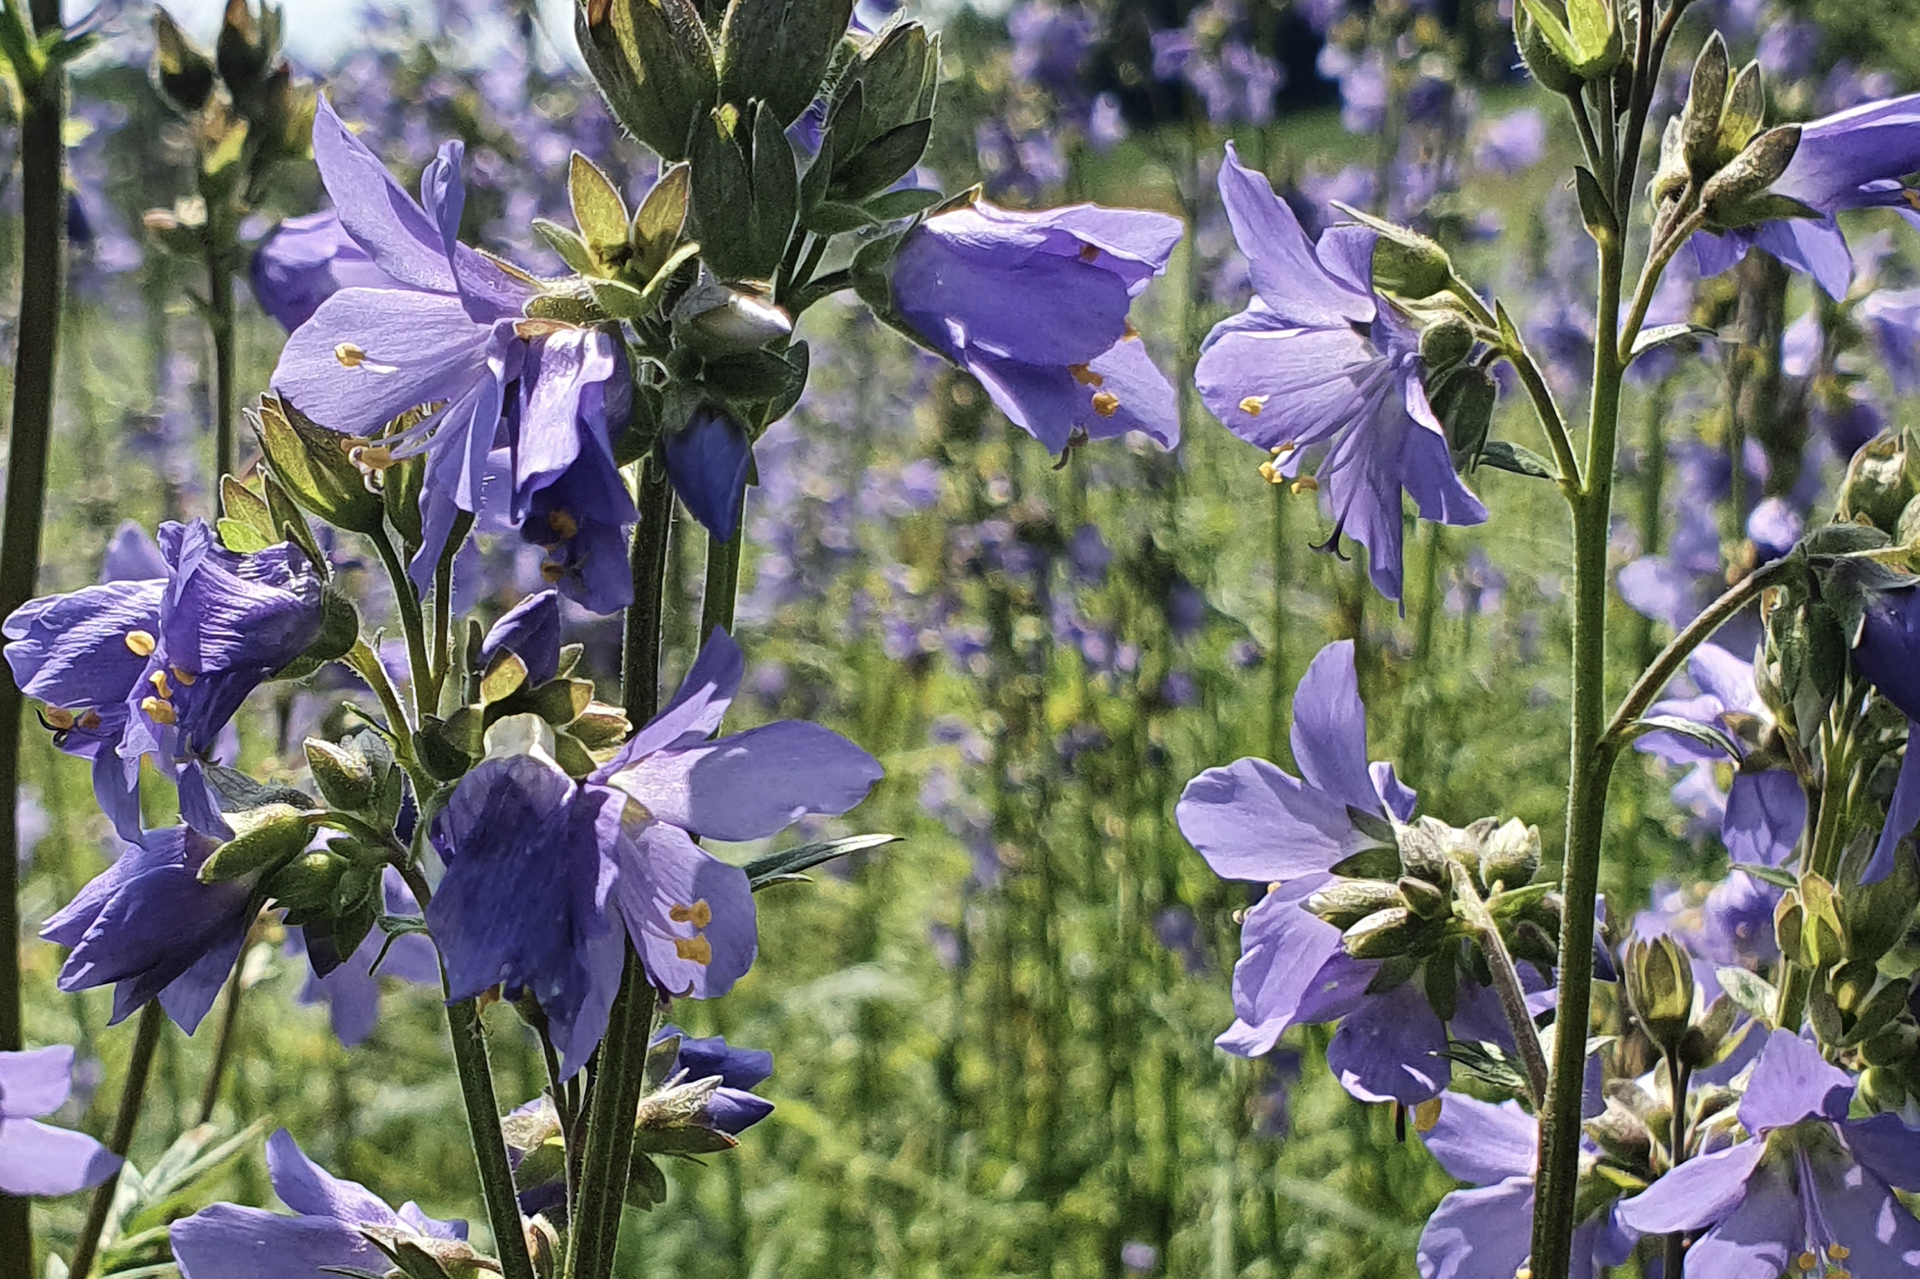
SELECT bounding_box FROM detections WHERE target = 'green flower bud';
[1837,430,1919,535]
[1398,875,1453,921]
[1701,126,1803,224]
[1429,367,1498,471]
[1419,315,1475,372]
[1860,1065,1910,1111]
[717,0,854,127]
[215,0,275,98]
[1513,1,1584,93]
[153,8,216,114]
[263,849,350,912]
[670,274,793,356]
[1682,34,1731,180]
[1304,878,1408,929]
[1861,1020,1920,1068]
[1650,117,1689,207]
[304,740,374,812]
[1480,819,1542,891]
[575,0,719,163]
[199,802,314,884]
[1341,906,1425,959]
[1625,935,1695,1051]
[1775,890,1808,966]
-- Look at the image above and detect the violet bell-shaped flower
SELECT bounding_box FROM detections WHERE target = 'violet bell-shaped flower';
[427,629,883,1077]
[268,97,636,609]
[3,519,323,842]
[1693,91,1920,299]
[1617,1030,1920,1275]
[1417,1092,1636,1279]
[250,209,403,332]
[1195,143,1487,604]
[881,197,1184,452]
[1176,640,1529,1105]
[0,1046,122,1196]
[40,825,259,1033]
[170,1129,467,1279]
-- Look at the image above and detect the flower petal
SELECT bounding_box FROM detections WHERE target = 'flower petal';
[170,1203,389,1279]
[266,1128,399,1227]
[1415,1178,1534,1279]
[1175,756,1367,883]
[1421,1093,1536,1186]
[0,1045,75,1118]
[1216,141,1373,329]
[0,1116,121,1196]
[614,820,756,1000]
[1738,1029,1852,1133]
[1327,979,1449,1104]
[1614,1139,1767,1235]
[1213,879,1345,1057]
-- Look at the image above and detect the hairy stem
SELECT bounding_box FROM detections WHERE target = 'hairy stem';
[445,998,537,1279]
[0,10,67,1266]
[1660,1052,1691,1279]
[1451,863,1549,1107]
[206,248,237,483]
[68,1002,166,1279]
[367,526,434,721]
[568,461,674,1279]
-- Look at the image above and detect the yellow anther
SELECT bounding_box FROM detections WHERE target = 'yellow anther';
[1413,1097,1442,1132]
[335,342,369,368]
[1078,243,1100,263]
[1274,441,1298,458]
[1091,391,1121,418]
[1257,461,1282,485]
[668,900,713,927]
[42,706,74,730]
[1291,476,1320,495]
[1069,363,1105,387]
[547,509,579,541]
[140,696,178,725]
[1122,320,1140,341]
[1829,1246,1850,1261]
[124,630,157,657]
[148,669,173,700]
[1798,1254,1818,1273]
[674,935,713,965]
[1240,395,1268,416]
[348,444,396,472]
[170,664,197,686]
[77,709,101,730]
[540,561,566,583]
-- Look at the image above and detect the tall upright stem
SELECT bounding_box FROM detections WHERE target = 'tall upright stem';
[444,998,537,1279]
[68,1002,167,1279]
[0,8,67,1268]
[195,962,247,1124]
[568,462,674,1279]
[1531,212,1627,1279]
[206,249,237,483]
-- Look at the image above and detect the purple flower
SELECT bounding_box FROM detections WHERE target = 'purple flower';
[1635,642,1806,867]
[477,589,563,688]
[4,520,323,841]
[0,1046,121,1196]
[1196,143,1487,604]
[170,1129,466,1279]
[1179,641,1521,1104]
[661,405,754,542]
[251,210,403,332]
[887,199,1183,452]
[39,826,257,1033]
[1473,108,1548,176]
[428,630,882,1076]
[268,98,636,610]
[1617,1031,1920,1275]
[1693,92,1920,298]
[1418,1093,1635,1278]
[653,1024,775,1134]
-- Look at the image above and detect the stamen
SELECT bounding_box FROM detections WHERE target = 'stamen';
[140,696,177,725]
[77,709,101,730]
[1257,460,1285,485]
[1078,243,1100,263]
[1069,363,1104,387]
[1412,1097,1442,1132]
[149,669,173,699]
[335,342,368,368]
[673,935,713,965]
[348,444,396,473]
[1291,476,1320,495]
[170,665,197,686]
[668,900,713,928]
[42,706,74,730]
[1240,395,1268,416]
[124,630,157,657]
[1091,391,1120,418]
[540,561,566,583]
[547,509,579,541]
[1122,320,1140,341]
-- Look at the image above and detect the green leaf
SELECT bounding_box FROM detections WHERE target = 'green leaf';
[1438,1040,1532,1100]
[532,217,600,277]
[745,834,900,890]
[1628,323,1715,363]
[1727,861,1798,890]
[570,151,631,265]
[1572,165,1616,243]
[626,1151,670,1211]
[862,185,942,222]
[1478,441,1557,480]
[830,117,933,203]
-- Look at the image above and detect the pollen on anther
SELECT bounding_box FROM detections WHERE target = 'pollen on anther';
[668,899,713,928]
[124,630,157,657]
[42,706,74,730]
[1069,363,1104,387]
[170,665,197,686]
[1796,1254,1818,1273]
[1829,1246,1850,1261]
[1413,1097,1442,1132]
[335,342,369,368]
[1240,395,1268,416]
[77,709,101,730]
[140,696,178,725]
[540,561,565,583]
[1091,391,1121,418]
[1292,476,1320,495]
[148,669,173,699]
[547,509,580,541]
[674,935,713,965]
[1078,243,1100,263]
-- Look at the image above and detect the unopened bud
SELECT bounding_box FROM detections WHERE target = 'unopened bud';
[1419,315,1475,371]
[576,0,720,162]
[1840,433,1920,531]
[1626,935,1695,1051]
[263,849,350,912]
[153,8,216,114]
[1341,906,1426,959]
[198,803,312,884]
[1481,819,1542,890]
[1682,34,1731,179]
[1513,2,1583,94]
[1717,62,1767,159]
[305,739,375,811]
[671,275,793,356]
[1305,879,1408,929]
[1398,875,1453,921]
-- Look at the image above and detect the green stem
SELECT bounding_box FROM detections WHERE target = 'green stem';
[700,522,744,640]
[1531,199,1628,1279]
[68,1002,166,1279]
[342,639,425,784]
[1450,863,1550,1107]
[0,10,65,1265]
[1773,726,1856,1033]
[1660,1052,1691,1278]
[206,247,236,483]
[427,512,474,712]
[1450,282,1579,492]
[195,960,247,1125]
[444,998,537,1279]
[567,461,674,1279]
[367,526,434,721]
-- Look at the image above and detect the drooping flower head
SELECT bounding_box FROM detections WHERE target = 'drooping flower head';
[882,198,1183,452]
[40,825,258,1032]
[3,520,323,841]
[0,1046,122,1197]
[1617,1031,1920,1275]
[1177,641,1530,1104]
[268,97,636,611]
[1195,143,1487,604]
[427,629,883,1077]
[170,1129,466,1279]
[1694,91,1920,298]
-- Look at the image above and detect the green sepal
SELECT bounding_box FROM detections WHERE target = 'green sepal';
[630,163,692,280]
[198,803,314,884]
[625,1152,669,1211]
[716,0,855,126]
[743,833,899,890]
[253,395,383,535]
[570,151,632,268]
[532,217,599,277]
[305,739,376,811]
